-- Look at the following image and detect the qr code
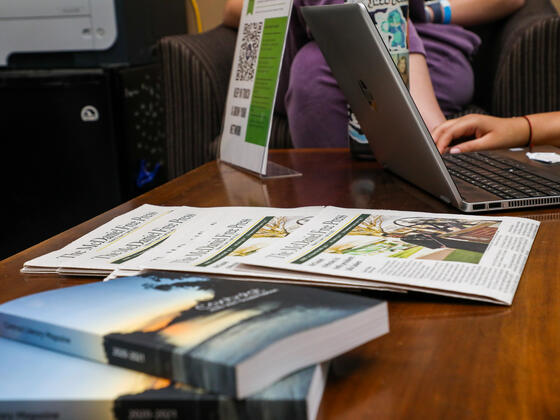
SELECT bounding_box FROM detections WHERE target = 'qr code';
[235,22,263,81]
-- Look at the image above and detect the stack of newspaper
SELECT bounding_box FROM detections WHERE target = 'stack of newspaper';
[22,204,540,305]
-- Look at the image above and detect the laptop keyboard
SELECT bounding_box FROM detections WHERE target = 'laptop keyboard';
[443,152,560,199]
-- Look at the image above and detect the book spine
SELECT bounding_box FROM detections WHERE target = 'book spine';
[0,399,306,420]
[0,313,106,363]
[103,334,238,396]
[113,399,224,420]
[0,313,238,395]
[0,401,114,420]
[102,334,174,382]
[115,398,306,420]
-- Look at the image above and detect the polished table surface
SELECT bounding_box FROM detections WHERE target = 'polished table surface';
[2,149,560,418]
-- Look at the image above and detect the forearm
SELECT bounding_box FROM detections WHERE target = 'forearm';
[409,53,446,134]
[448,0,525,26]
[527,112,560,148]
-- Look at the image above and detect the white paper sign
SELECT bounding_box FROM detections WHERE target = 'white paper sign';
[220,0,293,175]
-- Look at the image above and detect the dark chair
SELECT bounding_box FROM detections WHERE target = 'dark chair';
[160,0,560,179]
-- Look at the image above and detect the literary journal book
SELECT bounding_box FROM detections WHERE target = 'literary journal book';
[0,337,327,420]
[0,271,388,398]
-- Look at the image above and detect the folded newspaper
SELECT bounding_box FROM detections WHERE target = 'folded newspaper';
[22,205,540,305]
[22,204,205,276]
[238,207,539,305]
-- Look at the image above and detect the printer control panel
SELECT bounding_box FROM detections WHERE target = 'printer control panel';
[0,0,117,65]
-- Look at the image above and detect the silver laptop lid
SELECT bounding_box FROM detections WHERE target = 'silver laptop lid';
[301,2,463,208]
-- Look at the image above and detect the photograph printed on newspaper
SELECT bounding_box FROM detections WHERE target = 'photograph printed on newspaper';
[240,206,540,304]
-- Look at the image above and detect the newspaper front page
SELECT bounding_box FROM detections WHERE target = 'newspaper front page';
[240,206,540,304]
[120,207,325,277]
[22,204,540,304]
[22,205,207,276]
[125,206,397,291]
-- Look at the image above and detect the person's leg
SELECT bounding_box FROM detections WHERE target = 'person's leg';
[285,41,348,147]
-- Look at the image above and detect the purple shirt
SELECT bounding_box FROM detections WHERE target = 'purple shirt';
[278,0,482,147]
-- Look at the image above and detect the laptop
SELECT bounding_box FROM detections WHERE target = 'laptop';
[301,2,560,212]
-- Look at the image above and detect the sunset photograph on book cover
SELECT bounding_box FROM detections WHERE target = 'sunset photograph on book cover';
[324,215,500,264]
[101,272,367,395]
[0,271,384,396]
[0,337,325,420]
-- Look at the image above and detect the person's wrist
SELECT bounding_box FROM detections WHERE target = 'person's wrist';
[521,115,533,151]
[424,0,452,24]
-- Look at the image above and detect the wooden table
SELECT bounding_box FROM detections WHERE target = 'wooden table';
[2,149,559,419]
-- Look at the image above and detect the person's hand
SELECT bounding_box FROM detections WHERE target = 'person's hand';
[432,114,530,154]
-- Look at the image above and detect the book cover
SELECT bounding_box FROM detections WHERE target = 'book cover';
[0,271,388,397]
[0,337,327,420]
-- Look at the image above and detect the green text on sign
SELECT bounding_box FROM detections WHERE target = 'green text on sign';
[245,16,288,146]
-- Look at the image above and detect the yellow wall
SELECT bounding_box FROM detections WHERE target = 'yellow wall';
[185,0,229,34]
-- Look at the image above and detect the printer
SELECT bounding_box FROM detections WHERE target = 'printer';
[0,0,187,259]
[0,0,186,68]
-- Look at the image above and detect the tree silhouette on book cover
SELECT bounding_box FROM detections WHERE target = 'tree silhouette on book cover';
[102,271,371,396]
[0,336,325,420]
[0,270,386,396]
[112,364,321,420]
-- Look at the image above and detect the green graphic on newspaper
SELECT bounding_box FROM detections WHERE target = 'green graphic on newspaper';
[293,215,501,265]
[196,215,311,267]
[245,16,288,146]
[197,217,274,267]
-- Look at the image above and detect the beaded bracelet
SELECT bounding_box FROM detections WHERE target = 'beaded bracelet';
[521,115,533,152]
